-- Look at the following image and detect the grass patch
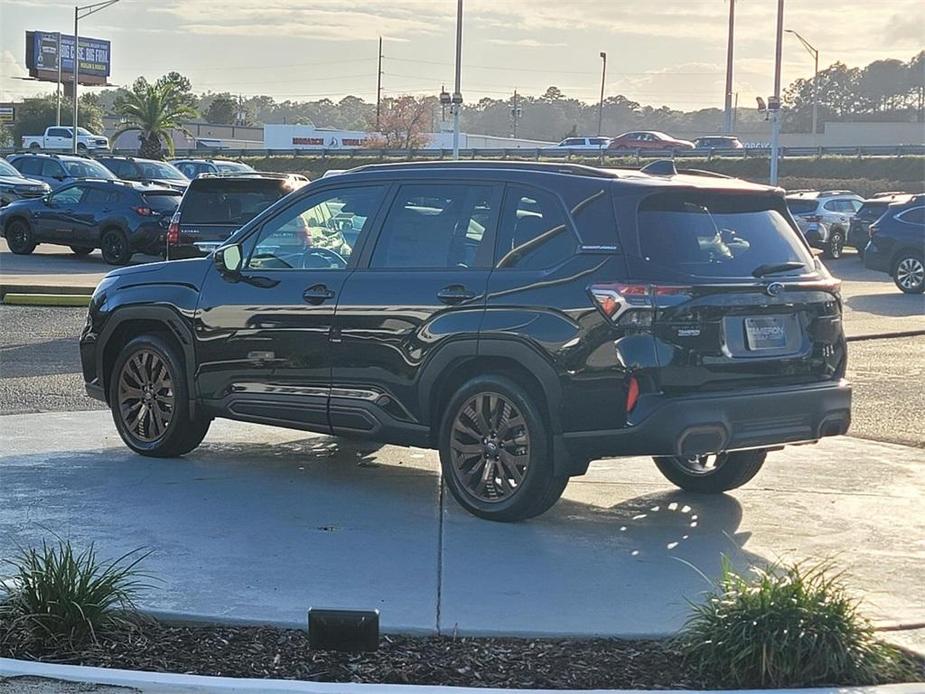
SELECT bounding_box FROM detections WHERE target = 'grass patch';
[0,540,151,649]
[678,558,916,688]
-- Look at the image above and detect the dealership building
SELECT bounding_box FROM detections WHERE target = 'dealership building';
[262,125,553,151]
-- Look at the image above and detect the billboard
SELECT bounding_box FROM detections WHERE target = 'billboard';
[0,104,15,124]
[25,31,111,85]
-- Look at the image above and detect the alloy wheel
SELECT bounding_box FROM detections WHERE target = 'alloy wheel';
[675,453,728,476]
[118,349,175,442]
[102,231,126,264]
[896,257,924,291]
[829,232,843,258]
[449,392,530,503]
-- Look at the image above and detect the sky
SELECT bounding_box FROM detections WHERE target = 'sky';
[1,0,923,111]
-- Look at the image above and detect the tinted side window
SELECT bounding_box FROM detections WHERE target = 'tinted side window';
[107,160,136,178]
[82,188,110,206]
[898,206,925,225]
[50,185,85,205]
[371,184,496,269]
[497,185,575,269]
[41,160,65,178]
[567,187,619,249]
[14,158,42,176]
[48,128,69,138]
[823,200,841,212]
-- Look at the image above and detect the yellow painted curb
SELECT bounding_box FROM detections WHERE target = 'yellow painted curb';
[2,293,91,307]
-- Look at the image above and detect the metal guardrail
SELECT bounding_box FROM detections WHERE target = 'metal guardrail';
[2,144,924,159]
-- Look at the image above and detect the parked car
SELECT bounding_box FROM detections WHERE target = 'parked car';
[8,152,117,190]
[21,126,109,152]
[785,190,864,259]
[0,179,181,264]
[170,158,256,179]
[863,194,925,294]
[693,135,745,150]
[96,156,190,191]
[847,193,911,258]
[608,131,695,151]
[166,173,306,259]
[0,157,50,207]
[553,137,612,150]
[80,160,851,522]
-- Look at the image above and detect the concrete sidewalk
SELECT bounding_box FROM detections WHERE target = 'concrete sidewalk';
[1,410,922,640]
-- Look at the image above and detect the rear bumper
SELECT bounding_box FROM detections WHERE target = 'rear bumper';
[563,380,852,465]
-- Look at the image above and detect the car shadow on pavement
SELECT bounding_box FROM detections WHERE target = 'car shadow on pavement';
[845,292,925,317]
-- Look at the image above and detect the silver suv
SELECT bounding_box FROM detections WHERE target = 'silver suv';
[785,190,864,259]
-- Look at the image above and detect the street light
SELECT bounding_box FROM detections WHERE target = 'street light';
[451,0,463,160]
[72,0,121,153]
[597,52,607,137]
[769,0,784,186]
[785,29,820,142]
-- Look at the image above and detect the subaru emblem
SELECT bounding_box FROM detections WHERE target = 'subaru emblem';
[766,282,784,297]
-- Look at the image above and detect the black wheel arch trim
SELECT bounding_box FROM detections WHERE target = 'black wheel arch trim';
[96,305,199,417]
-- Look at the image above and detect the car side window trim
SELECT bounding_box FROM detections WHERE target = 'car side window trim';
[494,182,580,270]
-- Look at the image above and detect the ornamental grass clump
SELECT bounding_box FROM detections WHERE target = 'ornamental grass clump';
[0,540,151,648]
[678,559,913,688]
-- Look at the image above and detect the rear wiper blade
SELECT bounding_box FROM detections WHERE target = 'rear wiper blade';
[752,261,806,278]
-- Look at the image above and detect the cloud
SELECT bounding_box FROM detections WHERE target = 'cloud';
[487,39,566,48]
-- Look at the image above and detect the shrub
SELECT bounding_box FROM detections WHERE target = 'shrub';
[0,540,151,648]
[678,559,913,688]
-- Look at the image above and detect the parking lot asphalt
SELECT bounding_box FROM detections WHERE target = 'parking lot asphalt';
[1,409,923,639]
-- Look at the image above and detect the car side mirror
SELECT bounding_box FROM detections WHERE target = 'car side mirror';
[214,244,243,277]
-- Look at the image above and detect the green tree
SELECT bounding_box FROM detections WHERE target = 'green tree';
[11,94,103,144]
[113,78,197,159]
[205,95,237,124]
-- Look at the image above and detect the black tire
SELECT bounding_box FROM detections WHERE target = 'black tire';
[653,450,767,494]
[893,252,925,294]
[101,228,131,265]
[823,228,844,259]
[109,334,211,457]
[439,375,568,522]
[6,219,37,255]
[29,143,41,151]
[70,245,94,256]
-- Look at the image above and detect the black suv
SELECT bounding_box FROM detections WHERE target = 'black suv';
[0,179,181,264]
[80,161,851,522]
[166,174,306,259]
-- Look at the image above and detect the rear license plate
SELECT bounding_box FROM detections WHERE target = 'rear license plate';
[745,316,789,350]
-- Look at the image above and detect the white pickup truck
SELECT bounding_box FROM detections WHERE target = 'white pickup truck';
[22,126,110,152]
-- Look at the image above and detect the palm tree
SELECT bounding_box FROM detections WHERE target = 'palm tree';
[113,81,197,159]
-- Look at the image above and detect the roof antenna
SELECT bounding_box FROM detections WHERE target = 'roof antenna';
[640,160,678,176]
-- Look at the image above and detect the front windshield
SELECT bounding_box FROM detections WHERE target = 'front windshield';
[0,159,23,178]
[62,159,116,179]
[137,161,188,181]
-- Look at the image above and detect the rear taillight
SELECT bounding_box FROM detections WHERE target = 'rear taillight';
[133,206,153,216]
[589,283,690,327]
[625,374,640,413]
[166,213,180,246]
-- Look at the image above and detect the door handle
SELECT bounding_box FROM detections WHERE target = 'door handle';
[437,284,476,305]
[303,284,335,305]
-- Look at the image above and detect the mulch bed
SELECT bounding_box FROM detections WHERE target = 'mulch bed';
[1,620,923,690]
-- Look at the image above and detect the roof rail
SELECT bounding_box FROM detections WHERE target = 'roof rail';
[676,167,733,179]
[819,189,857,197]
[195,171,307,182]
[350,160,617,179]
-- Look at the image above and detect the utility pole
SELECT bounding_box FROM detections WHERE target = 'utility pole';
[723,0,736,133]
[769,0,784,186]
[511,89,522,138]
[451,0,463,160]
[597,52,607,137]
[375,36,383,131]
[55,32,62,126]
[72,0,121,153]
[786,29,819,143]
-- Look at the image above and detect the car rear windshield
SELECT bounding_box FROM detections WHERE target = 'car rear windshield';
[137,161,187,181]
[215,162,254,173]
[856,202,888,221]
[180,180,288,225]
[637,192,814,278]
[785,198,818,215]
[142,191,182,212]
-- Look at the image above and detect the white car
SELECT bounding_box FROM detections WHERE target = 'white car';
[21,126,110,153]
[785,190,864,259]
[554,137,612,151]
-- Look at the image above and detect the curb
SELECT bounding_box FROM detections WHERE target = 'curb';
[846,330,925,342]
[2,293,91,307]
[1,658,922,694]
[0,284,96,299]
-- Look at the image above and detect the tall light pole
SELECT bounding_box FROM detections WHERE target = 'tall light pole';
[597,52,607,137]
[72,0,121,153]
[56,32,62,126]
[769,0,784,186]
[451,0,463,160]
[786,29,819,143]
[723,0,736,133]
